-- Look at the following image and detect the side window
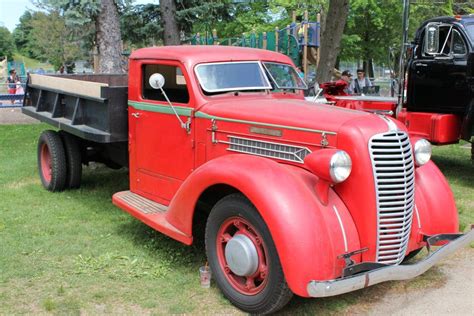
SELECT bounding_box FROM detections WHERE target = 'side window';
[142,64,190,104]
[452,30,467,55]
[422,26,467,57]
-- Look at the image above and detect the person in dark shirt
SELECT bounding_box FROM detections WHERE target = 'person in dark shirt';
[350,69,372,94]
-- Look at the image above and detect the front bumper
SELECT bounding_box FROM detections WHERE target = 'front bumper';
[307,228,474,297]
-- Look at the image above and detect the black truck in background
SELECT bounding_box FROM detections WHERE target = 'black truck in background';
[401,15,474,154]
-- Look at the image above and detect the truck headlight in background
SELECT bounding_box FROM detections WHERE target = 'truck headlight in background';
[414,139,432,166]
[329,151,352,183]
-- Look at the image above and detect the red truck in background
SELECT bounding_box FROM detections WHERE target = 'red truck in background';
[320,15,474,155]
[22,46,473,314]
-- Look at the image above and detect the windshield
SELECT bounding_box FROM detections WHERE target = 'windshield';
[466,24,474,43]
[195,62,272,93]
[262,62,308,90]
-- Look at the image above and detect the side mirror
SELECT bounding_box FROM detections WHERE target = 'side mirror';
[424,23,439,55]
[149,73,165,89]
[147,72,191,133]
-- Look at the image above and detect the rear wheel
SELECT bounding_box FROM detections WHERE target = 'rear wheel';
[59,131,82,189]
[205,194,293,314]
[37,130,67,191]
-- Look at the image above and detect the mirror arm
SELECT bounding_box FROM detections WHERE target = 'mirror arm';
[439,26,453,56]
[159,87,191,134]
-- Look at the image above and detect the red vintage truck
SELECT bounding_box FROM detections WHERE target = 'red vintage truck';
[23,46,473,314]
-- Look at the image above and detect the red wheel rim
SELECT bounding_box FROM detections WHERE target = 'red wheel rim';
[40,143,52,183]
[216,216,269,295]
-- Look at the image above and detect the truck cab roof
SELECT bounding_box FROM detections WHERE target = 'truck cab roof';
[415,15,474,45]
[129,45,295,67]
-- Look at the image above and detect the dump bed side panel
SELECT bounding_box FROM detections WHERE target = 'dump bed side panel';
[22,74,129,143]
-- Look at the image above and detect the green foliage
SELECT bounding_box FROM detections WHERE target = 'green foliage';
[0,27,15,61]
[340,0,402,65]
[121,4,163,47]
[27,11,84,70]
[12,11,36,59]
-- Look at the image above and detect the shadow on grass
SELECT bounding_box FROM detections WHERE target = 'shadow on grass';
[79,165,130,195]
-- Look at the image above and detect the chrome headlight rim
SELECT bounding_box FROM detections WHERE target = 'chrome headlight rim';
[414,138,432,166]
[329,150,352,183]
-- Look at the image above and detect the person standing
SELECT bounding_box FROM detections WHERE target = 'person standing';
[6,69,19,104]
[350,68,372,94]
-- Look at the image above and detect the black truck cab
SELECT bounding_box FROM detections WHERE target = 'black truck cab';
[406,15,474,141]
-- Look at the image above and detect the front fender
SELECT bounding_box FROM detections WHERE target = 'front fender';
[408,160,459,252]
[165,154,360,296]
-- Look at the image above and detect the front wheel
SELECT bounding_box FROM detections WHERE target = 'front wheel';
[205,194,293,314]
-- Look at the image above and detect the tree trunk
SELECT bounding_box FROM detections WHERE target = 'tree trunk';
[96,0,123,73]
[160,0,180,45]
[316,0,350,83]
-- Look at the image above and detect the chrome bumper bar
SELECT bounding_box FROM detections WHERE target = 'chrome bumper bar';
[307,229,474,297]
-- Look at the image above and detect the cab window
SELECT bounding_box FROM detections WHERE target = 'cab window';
[142,64,190,104]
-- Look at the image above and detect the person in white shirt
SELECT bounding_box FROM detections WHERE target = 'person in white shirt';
[349,69,372,94]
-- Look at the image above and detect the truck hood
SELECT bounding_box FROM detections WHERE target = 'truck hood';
[197,97,370,134]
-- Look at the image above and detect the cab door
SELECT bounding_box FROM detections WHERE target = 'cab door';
[129,61,195,205]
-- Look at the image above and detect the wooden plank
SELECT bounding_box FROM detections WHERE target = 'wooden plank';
[30,74,108,99]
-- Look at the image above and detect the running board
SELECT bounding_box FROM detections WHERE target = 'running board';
[113,190,192,245]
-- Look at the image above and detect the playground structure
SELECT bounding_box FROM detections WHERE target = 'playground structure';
[186,11,321,81]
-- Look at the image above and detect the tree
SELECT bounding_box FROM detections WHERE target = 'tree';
[160,0,180,45]
[340,0,402,77]
[95,0,123,72]
[27,11,83,70]
[316,0,349,83]
[12,11,36,59]
[0,27,15,61]
[35,0,125,73]
[121,4,163,47]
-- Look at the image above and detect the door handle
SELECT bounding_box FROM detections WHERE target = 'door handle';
[131,112,140,118]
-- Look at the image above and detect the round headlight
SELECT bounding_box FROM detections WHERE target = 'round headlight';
[329,150,352,183]
[414,139,431,166]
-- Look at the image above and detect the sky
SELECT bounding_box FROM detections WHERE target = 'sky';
[0,0,159,32]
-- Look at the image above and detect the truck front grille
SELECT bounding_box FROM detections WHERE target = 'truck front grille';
[369,131,415,264]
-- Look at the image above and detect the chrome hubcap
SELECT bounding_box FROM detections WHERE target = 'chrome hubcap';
[224,234,259,276]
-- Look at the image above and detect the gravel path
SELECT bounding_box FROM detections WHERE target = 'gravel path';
[0,107,38,124]
[366,247,474,315]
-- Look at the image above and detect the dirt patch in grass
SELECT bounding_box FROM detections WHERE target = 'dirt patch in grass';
[4,177,40,189]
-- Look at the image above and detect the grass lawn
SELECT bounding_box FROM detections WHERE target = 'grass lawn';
[0,124,472,314]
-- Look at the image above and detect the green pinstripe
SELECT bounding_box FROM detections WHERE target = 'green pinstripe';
[128,100,336,135]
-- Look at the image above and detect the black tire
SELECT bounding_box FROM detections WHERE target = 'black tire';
[59,131,82,189]
[205,193,293,314]
[37,130,67,192]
